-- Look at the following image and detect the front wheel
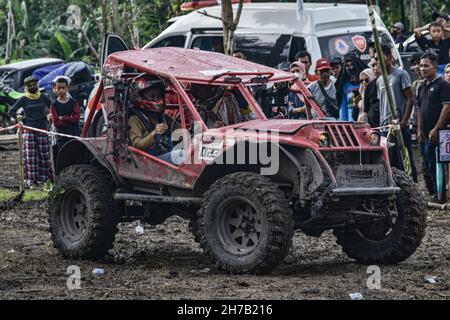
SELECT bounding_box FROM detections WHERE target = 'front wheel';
[48,165,118,260]
[335,168,427,264]
[196,172,294,274]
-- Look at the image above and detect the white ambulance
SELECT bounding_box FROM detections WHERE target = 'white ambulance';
[142,2,402,69]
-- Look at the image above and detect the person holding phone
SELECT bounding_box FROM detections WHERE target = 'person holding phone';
[355,69,376,122]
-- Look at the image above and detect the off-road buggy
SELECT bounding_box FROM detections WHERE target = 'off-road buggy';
[49,46,427,275]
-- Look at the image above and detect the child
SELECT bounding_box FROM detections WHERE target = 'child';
[414,22,450,75]
[50,76,81,152]
[8,76,53,188]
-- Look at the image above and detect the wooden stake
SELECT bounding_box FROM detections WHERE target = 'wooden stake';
[17,115,24,193]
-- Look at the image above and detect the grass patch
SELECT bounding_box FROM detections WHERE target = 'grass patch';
[0,189,16,202]
[23,190,48,202]
[0,188,48,202]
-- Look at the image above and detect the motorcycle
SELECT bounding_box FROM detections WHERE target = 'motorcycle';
[0,70,23,132]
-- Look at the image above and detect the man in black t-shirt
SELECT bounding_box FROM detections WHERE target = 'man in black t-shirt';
[9,76,53,188]
[417,53,450,197]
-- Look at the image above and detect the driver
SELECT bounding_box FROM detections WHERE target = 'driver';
[128,77,184,165]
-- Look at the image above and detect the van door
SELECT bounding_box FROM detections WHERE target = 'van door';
[101,34,129,69]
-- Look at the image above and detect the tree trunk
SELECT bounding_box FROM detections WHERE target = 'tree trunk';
[99,0,109,63]
[130,0,140,48]
[5,0,15,64]
[221,0,244,56]
[410,0,423,30]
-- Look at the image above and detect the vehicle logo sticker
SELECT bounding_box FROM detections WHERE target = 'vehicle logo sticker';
[199,139,223,163]
[333,38,350,55]
[351,35,367,53]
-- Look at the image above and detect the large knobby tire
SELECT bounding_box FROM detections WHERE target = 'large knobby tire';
[196,172,294,275]
[48,164,118,260]
[335,168,427,264]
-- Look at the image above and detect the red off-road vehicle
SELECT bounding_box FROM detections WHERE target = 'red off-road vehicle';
[49,44,426,274]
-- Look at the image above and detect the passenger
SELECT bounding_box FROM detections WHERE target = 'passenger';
[128,78,184,165]
[191,84,253,128]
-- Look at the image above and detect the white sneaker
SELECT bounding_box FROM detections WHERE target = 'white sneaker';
[24,180,32,189]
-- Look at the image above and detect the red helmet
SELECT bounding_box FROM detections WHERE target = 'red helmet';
[132,77,166,113]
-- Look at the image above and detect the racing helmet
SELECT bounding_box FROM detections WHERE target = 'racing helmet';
[190,83,226,110]
[131,76,166,113]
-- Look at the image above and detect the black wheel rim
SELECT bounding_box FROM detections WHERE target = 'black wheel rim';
[357,198,401,242]
[61,190,88,241]
[217,197,264,256]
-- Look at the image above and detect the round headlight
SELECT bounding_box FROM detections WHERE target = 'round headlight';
[319,132,331,147]
[370,132,381,146]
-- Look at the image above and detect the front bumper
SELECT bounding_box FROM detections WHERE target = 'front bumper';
[330,187,400,197]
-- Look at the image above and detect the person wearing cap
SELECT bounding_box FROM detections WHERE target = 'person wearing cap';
[8,76,53,188]
[330,57,343,79]
[50,76,81,152]
[307,58,338,118]
[392,22,411,45]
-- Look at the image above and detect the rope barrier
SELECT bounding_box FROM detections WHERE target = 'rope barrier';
[0,123,100,141]
[0,124,18,133]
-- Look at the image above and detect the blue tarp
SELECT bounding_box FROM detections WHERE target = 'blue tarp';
[38,62,95,91]
[32,63,64,81]
[38,64,71,91]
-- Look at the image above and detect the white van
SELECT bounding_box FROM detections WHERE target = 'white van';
[142,2,402,69]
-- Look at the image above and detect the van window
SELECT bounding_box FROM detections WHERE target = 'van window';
[191,34,292,68]
[153,35,186,48]
[318,31,400,66]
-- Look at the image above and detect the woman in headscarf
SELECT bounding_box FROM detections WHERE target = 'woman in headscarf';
[8,76,54,188]
[445,63,450,83]
[356,68,377,122]
[335,53,368,121]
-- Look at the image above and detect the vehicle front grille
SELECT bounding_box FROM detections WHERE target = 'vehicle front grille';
[324,124,360,148]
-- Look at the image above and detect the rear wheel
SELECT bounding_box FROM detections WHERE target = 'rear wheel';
[49,165,118,259]
[196,172,293,274]
[335,168,427,264]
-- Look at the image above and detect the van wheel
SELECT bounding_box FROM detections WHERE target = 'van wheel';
[48,165,118,259]
[196,172,293,274]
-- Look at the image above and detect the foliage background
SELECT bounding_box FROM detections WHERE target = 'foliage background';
[0,0,449,67]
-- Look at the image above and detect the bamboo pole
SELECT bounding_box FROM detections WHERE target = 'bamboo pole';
[366,0,412,176]
[17,115,24,193]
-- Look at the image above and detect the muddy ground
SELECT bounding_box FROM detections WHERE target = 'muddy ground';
[0,144,450,300]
